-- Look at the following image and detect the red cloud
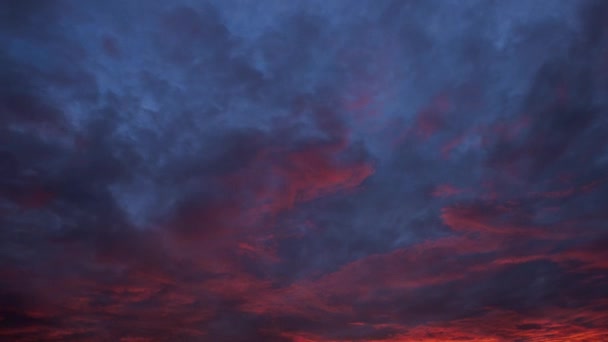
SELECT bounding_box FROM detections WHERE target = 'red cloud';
[223,141,374,220]
[387,305,608,341]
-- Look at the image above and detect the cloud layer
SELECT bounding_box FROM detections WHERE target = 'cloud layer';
[1,0,608,340]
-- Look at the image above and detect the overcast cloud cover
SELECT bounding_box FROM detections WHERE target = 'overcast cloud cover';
[1,0,608,340]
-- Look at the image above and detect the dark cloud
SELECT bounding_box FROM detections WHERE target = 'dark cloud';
[1,0,608,340]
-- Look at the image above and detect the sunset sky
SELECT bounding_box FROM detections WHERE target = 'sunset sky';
[1,0,608,341]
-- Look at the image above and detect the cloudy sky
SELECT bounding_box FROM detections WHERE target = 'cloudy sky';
[1,0,608,341]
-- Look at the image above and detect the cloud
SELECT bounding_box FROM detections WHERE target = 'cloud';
[1,0,608,340]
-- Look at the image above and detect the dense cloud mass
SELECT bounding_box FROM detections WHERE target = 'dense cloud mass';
[1,0,608,341]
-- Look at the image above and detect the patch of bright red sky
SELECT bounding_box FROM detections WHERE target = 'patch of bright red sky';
[1,1,608,341]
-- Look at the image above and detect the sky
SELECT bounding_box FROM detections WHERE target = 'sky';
[1,0,608,341]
